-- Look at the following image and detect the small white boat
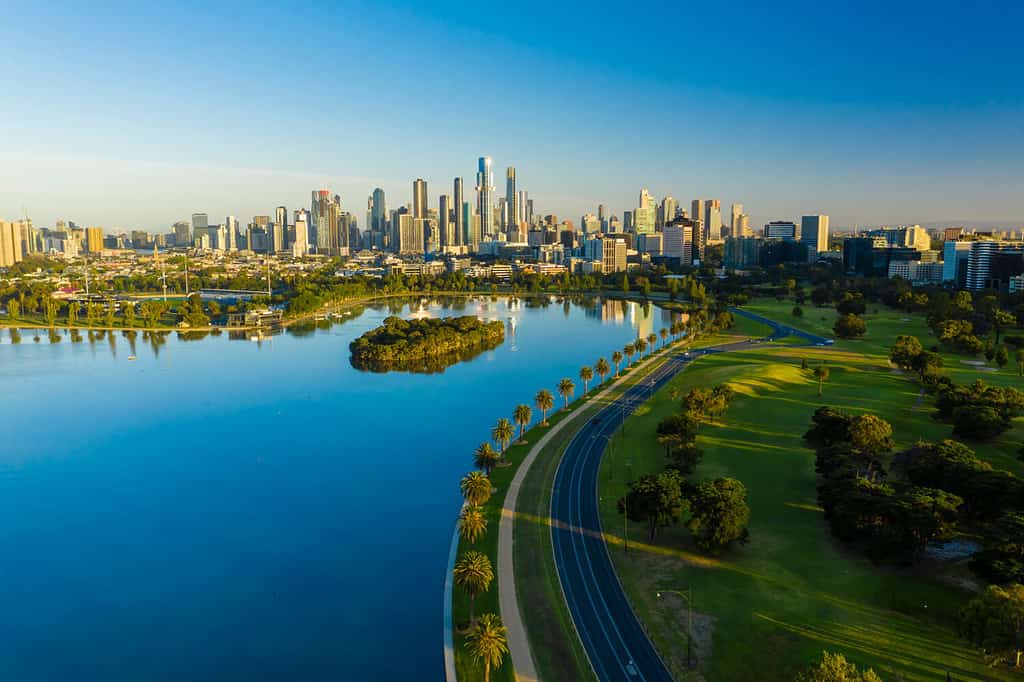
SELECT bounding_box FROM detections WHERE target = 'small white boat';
[127,355,137,361]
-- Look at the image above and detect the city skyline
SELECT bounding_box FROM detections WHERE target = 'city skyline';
[3,2,1023,230]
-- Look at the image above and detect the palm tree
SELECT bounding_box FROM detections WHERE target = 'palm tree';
[492,418,514,458]
[813,365,830,396]
[460,471,492,506]
[557,378,575,410]
[513,404,532,443]
[474,442,500,475]
[612,351,623,377]
[535,389,554,425]
[635,338,648,358]
[624,343,635,367]
[579,365,593,394]
[458,504,488,544]
[595,357,610,385]
[659,328,668,347]
[453,550,494,624]
[647,333,657,353]
[465,613,508,682]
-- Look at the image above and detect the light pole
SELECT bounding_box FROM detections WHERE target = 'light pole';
[656,588,694,669]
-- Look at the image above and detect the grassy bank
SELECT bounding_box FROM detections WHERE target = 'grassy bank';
[594,303,1022,680]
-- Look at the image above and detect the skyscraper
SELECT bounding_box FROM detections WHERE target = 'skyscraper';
[691,200,704,227]
[730,203,743,235]
[452,178,465,247]
[658,196,677,230]
[634,189,656,234]
[292,214,309,257]
[173,221,191,247]
[476,157,494,239]
[226,216,238,251]
[0,220,22,267]
[413,179,427,219]
[369,188,387,233]
[86,226,104,253]
[704,199,722,241]
[439,194,453,248]
[801,215,830,256]
[505,167,517,238]
[312,190,344,255]
[517,190,528,225]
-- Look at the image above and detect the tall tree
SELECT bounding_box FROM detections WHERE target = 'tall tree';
[534,389,554,425]
[624,343,635,367]
[474,442,500,475]
[686,477,751,553]
[460,471,492,506]
[635,338,648,358]
[659,327,668,347]
[958,584,1024,668]
[612,351,623,377]
[579,365,593,394]
[458,505,488,544]
[557,378,575,410]
[512,404,532,443]
[465,613,508,682]
[453,550,493,624]
[647,333,657,352]
[795,651,883,682]
[595,357,610,385]
[492,418,514,457]
[813,365,830,396]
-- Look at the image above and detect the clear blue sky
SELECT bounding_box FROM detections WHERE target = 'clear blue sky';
[2,0,1022,232]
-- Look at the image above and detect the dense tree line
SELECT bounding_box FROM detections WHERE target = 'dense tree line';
[349,315,505,373]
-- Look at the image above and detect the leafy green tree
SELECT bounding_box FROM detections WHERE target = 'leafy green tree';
[1017,349,1024,377]
[453,550,493,624]
[635,337,648,358]
[971,512,1024,585]
[621,274,630,293]
[953,405,1009,441]
[996,344,1009,369]
[958,584,1024,668]
[579,365,593,393]
[595,357,610,384]
[813,365,830,396]
[464,613,508,682]
[123,303,135,327]
[624,343,635,367]
[659,327,668,347]
[686,477,751,553]
[458,505,488,544]
[557,378,575,410]
[492,418,514,457]
[833,313,866,339]
[889,335,923,371]
[611,351,623,377]
[847,414,894,457]
[44,298,58,327]
[656,413,699,457]
[794,651,883,682]
[474,443,500,475]
[534,389,554,425]
[647,333,657,352]
[6,298,20,319]
[792,305,803,318]
[460,471,492,507]
[512,404,532,443]
[617,469,688,543]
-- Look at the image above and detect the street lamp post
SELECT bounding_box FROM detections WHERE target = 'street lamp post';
[656,588,694,669]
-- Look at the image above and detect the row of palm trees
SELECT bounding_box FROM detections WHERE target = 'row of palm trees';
[451,318,692,680]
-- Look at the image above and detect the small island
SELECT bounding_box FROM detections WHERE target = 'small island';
[349,315,505,373]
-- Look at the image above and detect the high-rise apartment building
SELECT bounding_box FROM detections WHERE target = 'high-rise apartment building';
[691,199,704,227]
[191,213,208,247]
[517,190,528,226]
[226,216,238,251]
[452,178,465,247]
[86,226,104,253]
[439,194,453,248]
[312,190,346,255]
[801,215,830,256]
[292,214,309,257]
[476,157,494,239]
[174,221,191,247]
[736,214,751,237]
[504,167,518,238]
[413,179,427,219]
[730,203,743,235]
[658,196,677,230]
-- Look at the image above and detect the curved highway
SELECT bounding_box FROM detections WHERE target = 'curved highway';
[550,309,829,681]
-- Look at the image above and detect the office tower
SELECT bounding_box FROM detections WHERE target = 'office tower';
[517,190,528,225]
[498,198,508,236]
[270,221,284,253]
[942,241,972,287]
[369,188,387,234]
[691,199,704,227]
[736,214,751,237]
[395,213,423,253]
[598,204,606,222]
[704,199,722,241]
[764,220,798,240]
[731,203,743,234]
[476,156,494,238]
[311,190,342,255]
[413,179,427,219]
[226,216,238,251]
[634,189,656,234]
[273,206,287,250]
[439,194,453,248]
[293,214,309,257]
[452,178,465,246]
[581,214,601,234]
[623,211,633,231]
[173,220,191,247]
[191,213,208,247]
[658,196,677,230]
[86,226,104,253]
[505,167,517,237]
[801,215,830,256]
[0,220,22,267]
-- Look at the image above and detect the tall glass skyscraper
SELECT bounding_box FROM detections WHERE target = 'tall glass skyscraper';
[413,179,427,219]
[476,156,494,239]
[505,167,517,238]
[453,178,464,246]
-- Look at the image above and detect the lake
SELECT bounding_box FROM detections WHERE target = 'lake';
[0,295,678,681]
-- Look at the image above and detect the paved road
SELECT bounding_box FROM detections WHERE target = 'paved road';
[550,309,829,681]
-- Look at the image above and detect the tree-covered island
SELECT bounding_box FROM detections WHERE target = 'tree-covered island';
[349,315,505,373]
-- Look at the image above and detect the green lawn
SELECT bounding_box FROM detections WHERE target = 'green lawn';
[596,318,1021,679]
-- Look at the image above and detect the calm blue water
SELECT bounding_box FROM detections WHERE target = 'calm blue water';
[0,296,675,681]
